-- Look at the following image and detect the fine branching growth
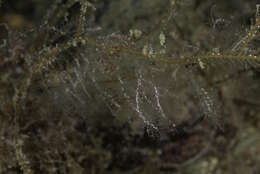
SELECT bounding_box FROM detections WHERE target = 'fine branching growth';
[1,0,260,173]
